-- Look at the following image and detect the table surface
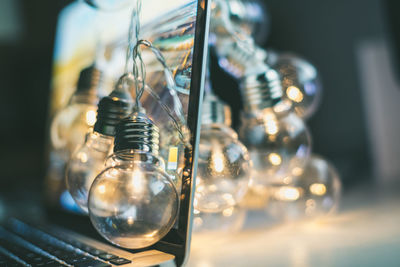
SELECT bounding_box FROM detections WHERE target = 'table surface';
[187,181,400,267]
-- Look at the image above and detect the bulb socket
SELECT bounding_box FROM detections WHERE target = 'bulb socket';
[240,68,283,113]
[114,112,160,155]
[93,77,134,136]
[76,64,102,95]
[201,94,232,126]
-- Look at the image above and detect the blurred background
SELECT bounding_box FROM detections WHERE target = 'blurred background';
[1,1,400,266]
[1,0,399,190]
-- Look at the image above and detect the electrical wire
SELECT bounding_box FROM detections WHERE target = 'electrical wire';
[123,0,190,148]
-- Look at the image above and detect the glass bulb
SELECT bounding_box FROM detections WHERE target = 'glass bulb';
[195,124,251,213]
[269,53,322,120]
[66,131,113,213]
[88,151,179,249]
[239,109,311,186]
[50,64,104,159]
[266,155,342,221]
[50,102,97,160]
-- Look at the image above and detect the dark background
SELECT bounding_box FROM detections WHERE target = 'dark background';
[0,0,398,193]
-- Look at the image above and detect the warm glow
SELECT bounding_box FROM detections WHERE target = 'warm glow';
[127,216,134,225]
[211,150,225,173]
[275,186,300,201]
[292,167,304,176]
[86,110,97,127]
[263,113,279,135]
[222,194,235,207]
[268,153,282,166]
[77,151,88,163]
[309,183,327,196]
[208,184,218,192]
[283,176,293,184]
[222,207,234,217]
[286,86,304,103]
[98,185,106,194]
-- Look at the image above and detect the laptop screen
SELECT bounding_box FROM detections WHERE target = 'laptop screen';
[46,0,209,265]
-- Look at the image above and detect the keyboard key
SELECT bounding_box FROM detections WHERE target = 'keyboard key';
[98,253,118,260]
[67,256,92,264]
[74,259,111,267]
[109,258,132,265]
[0,238,56,266]
[87,248,106,256]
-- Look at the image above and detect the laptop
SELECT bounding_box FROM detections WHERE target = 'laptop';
[0,0,210,266]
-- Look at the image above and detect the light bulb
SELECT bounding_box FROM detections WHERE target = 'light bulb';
[239,109,311,186]
[269,52,322,119]
[88,112,179,249]
[266,155,342,220]
[195,94,251,213]
[50,65,103,160]
[66,74,134,213]
[237,62,312,185]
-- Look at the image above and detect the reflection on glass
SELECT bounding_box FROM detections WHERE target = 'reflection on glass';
[268,53,322,120]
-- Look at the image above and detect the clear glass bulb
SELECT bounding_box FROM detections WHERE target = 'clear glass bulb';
[266,155,342,220]
[269,53,322,120]
[66,131,113,213]
[88,151,179,249]
[50,100,97,160]
[239,109,311,186]
[195,124,251,213]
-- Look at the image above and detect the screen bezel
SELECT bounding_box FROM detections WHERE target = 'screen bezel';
[151,0,210,265]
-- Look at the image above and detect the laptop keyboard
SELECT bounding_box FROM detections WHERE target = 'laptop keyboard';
[0,219,133,266]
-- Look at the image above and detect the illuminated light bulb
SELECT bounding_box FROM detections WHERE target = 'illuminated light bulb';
[268,52,322,120]
[88,112,179,249]
[266,155,342,221]
[66,74,134,213]
[195,93,251,213]
[239,108,311,186]
[50,65,103,160]
[237,55,311,183]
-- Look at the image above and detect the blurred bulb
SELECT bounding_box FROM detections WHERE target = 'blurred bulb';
[50,101,97,160]
[88,112,179,249]
[66,74,134,213]
[195,94,251,213]
[269,53,322,120]
[50,65,103,159]
[85,110,97,126]
[266,155,342,221]
[239,109,311,186]
[66,131,113,213]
